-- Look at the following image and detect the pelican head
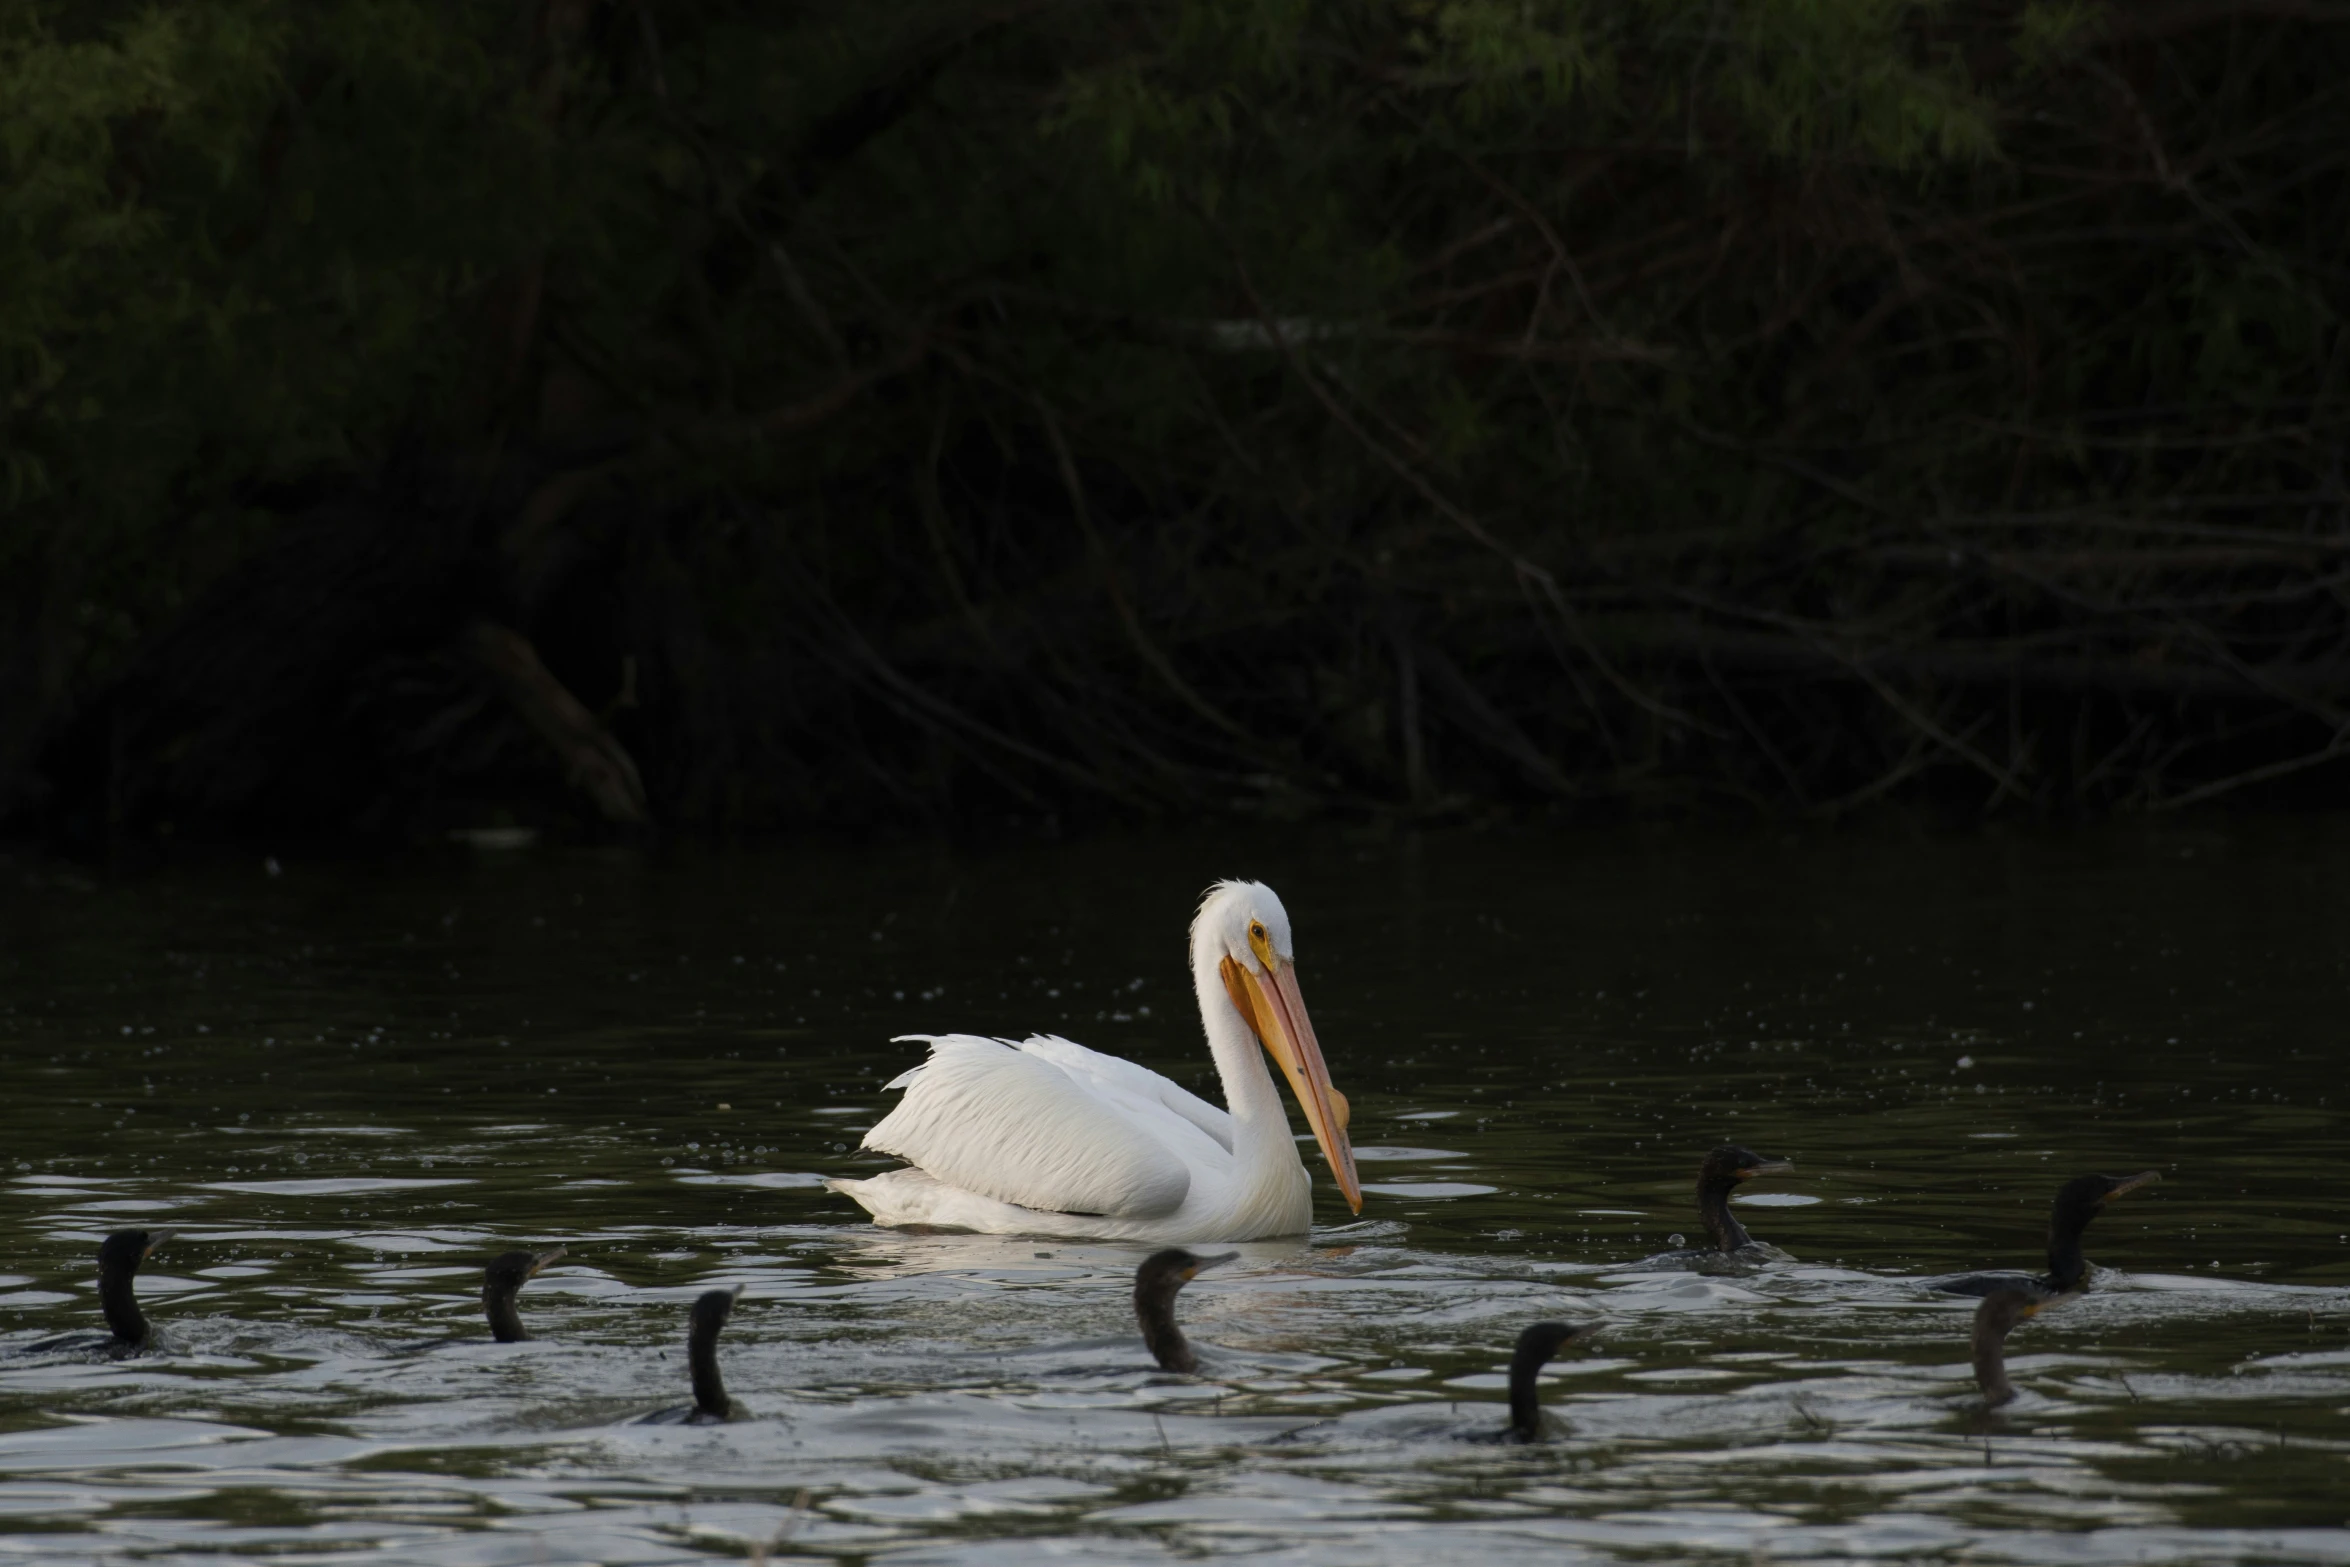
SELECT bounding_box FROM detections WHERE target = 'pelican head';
[1193,880,1362,1214]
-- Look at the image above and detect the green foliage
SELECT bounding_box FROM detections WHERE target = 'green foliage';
[2,1,555,649]
[7,0,2350,821]
[2012,1,2093,71]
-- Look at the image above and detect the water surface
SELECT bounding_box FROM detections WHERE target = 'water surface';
[3,822,2347,1563]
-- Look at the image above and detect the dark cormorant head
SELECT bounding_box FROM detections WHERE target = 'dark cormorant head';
[1697,1146,1795,1193]
[1507,1319,1601,1441]
[1135,1248,1233,1303]
[2050,1170,2160,1231]
[690,1286,740,1338]
[97,1230,171,1343]
[1135,1248,1236,1374]
[98,1230,170,1281]
[481,1246,565,1343]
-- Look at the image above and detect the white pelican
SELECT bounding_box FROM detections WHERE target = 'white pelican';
[825,880,1363,1242]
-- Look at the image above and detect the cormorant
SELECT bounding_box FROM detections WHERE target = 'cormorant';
[1504,1320,1602,1442]
[21,1230,172,1356]
[1694,1145,1795,1252]
[1635,1145,1795,1267]
[1134,1247,1236,1373]
[482,1246,565,1342]
[1932,1171,2160,1297]
[638,1286,743,1424]
[97,1229,170,1345]
[1972,1286,2069,1408]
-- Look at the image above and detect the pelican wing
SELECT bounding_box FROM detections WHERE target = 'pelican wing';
[1014,1035,1235,1155]
[862,1035,1195,1218]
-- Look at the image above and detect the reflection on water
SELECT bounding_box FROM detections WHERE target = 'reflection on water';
[2,822,2347,1563]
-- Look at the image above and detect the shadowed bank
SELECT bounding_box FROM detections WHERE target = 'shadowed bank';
[8,3,2350,843]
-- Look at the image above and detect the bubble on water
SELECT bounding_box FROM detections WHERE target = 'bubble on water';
[1667,1233,1686,1249]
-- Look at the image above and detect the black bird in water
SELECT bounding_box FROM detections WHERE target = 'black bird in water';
[1972,1286,2070,1408]
[22,1230,172,1356]
[482,1246,565,1342]
[639,1287,743,1424]
[1638,1146,1795,1266]
[97,1229,171,1346]
[1932,1171,2160,1297]
[1504,1320,1603,1442]
[1694,1145,1795,1252]
[1135,1248,1236,1373]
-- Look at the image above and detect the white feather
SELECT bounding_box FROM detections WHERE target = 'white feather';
[857,1035,1193,1218]
[1013,1035,1235,1154]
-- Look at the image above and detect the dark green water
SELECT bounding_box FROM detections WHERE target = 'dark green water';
[2,822,2346,1564]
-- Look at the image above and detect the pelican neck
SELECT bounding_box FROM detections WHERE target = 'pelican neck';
[1191,950,1298,1176]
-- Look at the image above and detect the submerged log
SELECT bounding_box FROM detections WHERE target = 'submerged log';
[464,620,647,825]
[27,457,654,842]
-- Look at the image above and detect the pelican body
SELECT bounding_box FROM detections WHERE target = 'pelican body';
[827,881,1362,1243]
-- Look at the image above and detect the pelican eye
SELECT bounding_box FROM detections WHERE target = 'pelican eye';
[1245,920,1276,970]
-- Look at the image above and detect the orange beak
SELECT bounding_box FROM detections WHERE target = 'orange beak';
[1222,955,1362,1214]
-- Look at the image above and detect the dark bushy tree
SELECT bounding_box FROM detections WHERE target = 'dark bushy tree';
[6,1,2347,834]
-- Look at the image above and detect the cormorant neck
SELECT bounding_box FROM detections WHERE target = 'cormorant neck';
[1698,1181,1753,1252]
[2044,1210,2092,1291]
[1972,1308,2017,1408]
[484,1291,527,1343]
[1138,1290,1195,1373]
[689,1318,729,1419]
[1506,1335,1550,1440]
[99,1270,147,1344]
